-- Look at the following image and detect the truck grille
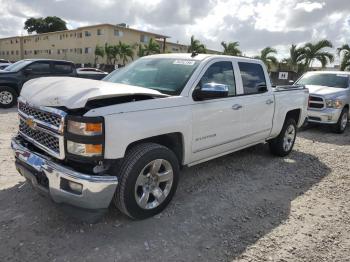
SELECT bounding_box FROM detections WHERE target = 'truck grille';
[18,101,62,128]
[19,119,60,154]
[308,95,324,109]
[17,98,66,159]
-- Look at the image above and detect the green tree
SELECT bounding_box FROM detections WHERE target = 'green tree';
[116,41,134,65]
[302,40,334,68]
[283,44,306,73]
[137,45,145,57]
[221,41,242,56]
[94,45,105,65]
[337,44,350,71]
[187,35,206,54]
[254,47,278,71]
[24,16,67,34]
[142,38,161,55]
[104,43,115,65]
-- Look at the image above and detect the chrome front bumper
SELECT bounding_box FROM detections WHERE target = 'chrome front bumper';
[11,136,118,211]
[307,108,342,124]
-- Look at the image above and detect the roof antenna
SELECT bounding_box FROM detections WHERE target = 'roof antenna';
[191,51,198,57]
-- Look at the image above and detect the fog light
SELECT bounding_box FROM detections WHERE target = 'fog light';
[68,181,83,194]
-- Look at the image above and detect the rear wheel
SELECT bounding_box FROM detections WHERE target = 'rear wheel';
[0,86,17,108]
[332,107,348,134]
[113,143,179,219]
[269,118,297,157]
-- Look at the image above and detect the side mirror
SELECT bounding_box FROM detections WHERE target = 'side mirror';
[193,82,229,101]
[289,80,295,84]
[23,68,33,75]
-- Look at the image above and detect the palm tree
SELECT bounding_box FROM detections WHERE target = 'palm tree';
[104,43,114,65]
[187,35,206,54]
[142,38,160,55]
[283,44,305,73]
[221,41,242,56]
[302,40,334,68]
[94,45,105,65]
[254,47,278,71]
[337,44,350,71]
[116,41,134,65]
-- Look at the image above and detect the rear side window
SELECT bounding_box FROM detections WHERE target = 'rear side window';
[53,62,74,74]
[238,62,267,94]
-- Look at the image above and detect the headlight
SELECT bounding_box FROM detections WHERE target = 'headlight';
[325,99,343,109]
[67,120,103,136]
[67,141,103,157]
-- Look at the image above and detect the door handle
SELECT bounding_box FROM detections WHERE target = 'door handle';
[232,104,243,110]
[266,99,274,105]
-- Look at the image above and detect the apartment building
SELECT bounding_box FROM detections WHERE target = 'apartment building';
[0,23,221,65]
[0,24,170,65]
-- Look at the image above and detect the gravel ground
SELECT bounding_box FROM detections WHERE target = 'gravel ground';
[0,108,349,262]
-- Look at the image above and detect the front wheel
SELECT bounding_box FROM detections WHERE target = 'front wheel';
[269,118,297,157]
[332,108,348,134]
[113,143,179,219]
[0,86,17,108]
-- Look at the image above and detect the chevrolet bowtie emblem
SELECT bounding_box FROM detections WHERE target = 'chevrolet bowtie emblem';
[26,117,36,130]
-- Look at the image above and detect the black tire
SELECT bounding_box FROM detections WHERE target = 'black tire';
[113,143,180,219]
[332,107,348,134]
[0,86,17,108]
[269,118,297,157]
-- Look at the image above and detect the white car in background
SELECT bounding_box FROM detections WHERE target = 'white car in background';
[296,71,350,133]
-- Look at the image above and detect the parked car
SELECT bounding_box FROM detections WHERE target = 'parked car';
[11,54,308,220]
[295,71,350,133]
[76,67,108,80]
[0,63,11,70]
[0,59,10,63]
[0,59,77,108]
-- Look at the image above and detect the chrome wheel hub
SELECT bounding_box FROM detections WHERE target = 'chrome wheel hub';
[135,159,173,210]
[0,91,13,105]
[341,113,348,130]
[283,125,295,152]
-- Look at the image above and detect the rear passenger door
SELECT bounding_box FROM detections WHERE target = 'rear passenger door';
[52,62,75,77]
[235,61,274,143]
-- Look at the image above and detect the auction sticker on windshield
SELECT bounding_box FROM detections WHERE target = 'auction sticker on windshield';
[173,60,196,66]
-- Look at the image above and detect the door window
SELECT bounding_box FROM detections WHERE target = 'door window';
[199,61,236,96]
[238,62,267,94]
[26,62,51,74]
[53,62,74,74]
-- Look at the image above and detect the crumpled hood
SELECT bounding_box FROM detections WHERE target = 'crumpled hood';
[306,85,346,97]
[20,77,166,109]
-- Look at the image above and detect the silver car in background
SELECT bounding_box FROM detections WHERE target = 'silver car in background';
[296,71,350,133]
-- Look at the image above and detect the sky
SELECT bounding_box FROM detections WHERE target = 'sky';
[0,0,349,63]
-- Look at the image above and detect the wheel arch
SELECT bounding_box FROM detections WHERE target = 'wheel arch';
[125,132,185,165]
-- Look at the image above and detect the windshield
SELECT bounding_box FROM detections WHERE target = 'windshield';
[4,60,33,72]
[104,58,200,95]
[296,73,349,88]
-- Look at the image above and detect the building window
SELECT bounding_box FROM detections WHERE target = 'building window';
[97,29,103,35]
[85,31,91,37]
[140,35,150,43]
[85,47,92,54]
[114,29,124,37]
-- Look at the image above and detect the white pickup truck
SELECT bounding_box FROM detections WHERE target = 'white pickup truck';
[12,54,308,220]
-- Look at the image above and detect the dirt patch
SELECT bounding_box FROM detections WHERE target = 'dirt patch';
[0,109,349,262]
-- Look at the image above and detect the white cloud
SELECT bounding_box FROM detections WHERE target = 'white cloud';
[0,0,349,63]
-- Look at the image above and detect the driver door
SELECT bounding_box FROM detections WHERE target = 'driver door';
[22,61,52,84]
[191,60,244,162]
